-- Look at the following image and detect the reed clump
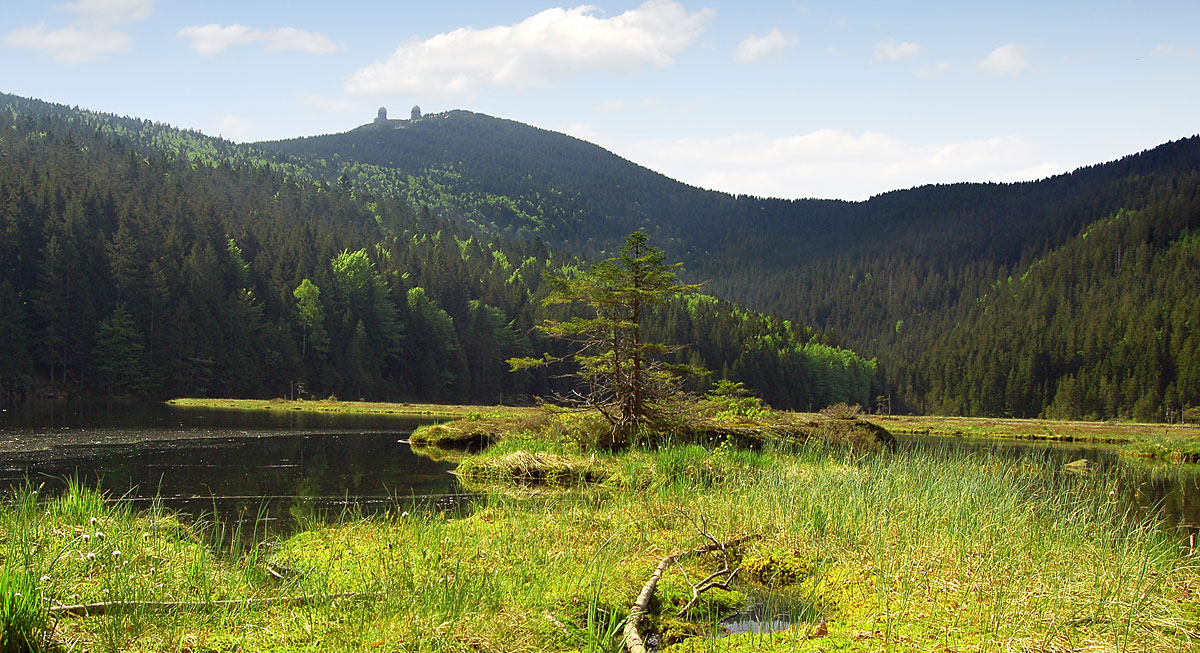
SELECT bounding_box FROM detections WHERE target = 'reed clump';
[456,450,611,487]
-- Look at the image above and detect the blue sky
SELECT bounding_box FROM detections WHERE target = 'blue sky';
[4,0,1198,200]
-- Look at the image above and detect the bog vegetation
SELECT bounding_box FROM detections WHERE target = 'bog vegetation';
[3,426,1198,651]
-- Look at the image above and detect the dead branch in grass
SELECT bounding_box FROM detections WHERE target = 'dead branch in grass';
[623,529,758,653]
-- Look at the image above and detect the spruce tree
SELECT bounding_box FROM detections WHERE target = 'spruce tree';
[511,231,700,441]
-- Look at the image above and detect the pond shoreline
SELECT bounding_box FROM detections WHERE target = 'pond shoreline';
[166,398,1200,461]
[5,400,1199,651]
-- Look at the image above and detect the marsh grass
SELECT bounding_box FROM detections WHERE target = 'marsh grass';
[2,437,1199,651]
[0,564,50,652]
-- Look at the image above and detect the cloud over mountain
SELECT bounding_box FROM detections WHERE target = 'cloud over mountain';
[346,0,713,98]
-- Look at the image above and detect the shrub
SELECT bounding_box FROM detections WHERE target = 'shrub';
[818,402,862,420]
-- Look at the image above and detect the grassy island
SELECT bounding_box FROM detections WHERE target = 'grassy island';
[3,400,1199,651]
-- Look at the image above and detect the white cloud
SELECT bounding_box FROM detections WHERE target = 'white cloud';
[735,28,795,64]
[1153,43,1197,59]
[213,115,255,142]
[64,0,153,26]
[178,24,340,57]
[596,98,627,113]
[993,161,1065,183]
[978,42,1029,75]
[345,0,714,98]
[4,24,129,63]
[873,38,922,61]
[620,129,1060,200]
[915,60,950,77]
[4,0,153,63]
[563,122,612,147]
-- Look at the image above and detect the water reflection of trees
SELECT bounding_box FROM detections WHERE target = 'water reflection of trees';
[1132,465,1200,536]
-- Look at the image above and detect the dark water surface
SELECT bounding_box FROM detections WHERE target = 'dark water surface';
[2,400,1197,537]
[0,400,460,524]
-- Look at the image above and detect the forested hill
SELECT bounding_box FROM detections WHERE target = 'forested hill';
[259,110,1200,421]
[0,93,877,411]
[2,92,1197,420]
[258,110,857,264]
[257,111,1200,278]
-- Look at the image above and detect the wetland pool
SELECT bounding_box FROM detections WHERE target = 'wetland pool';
[0,400,461,526]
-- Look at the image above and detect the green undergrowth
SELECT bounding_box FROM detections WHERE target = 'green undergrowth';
[1121,433,1200,464]
[3,440,1200,651]
[424,396,902,492]
[417,398,897,453]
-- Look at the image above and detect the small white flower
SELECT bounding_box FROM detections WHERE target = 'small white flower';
[111,550,121,559]
[85,552,95,561]
[142,532,150,541]
[80,533,90,542]
[400,511,410,519]
[39,575,50,584]
[95,531,105,541]
[89,517,98,525]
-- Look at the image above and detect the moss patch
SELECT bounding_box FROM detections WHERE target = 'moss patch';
[742,549,811,587]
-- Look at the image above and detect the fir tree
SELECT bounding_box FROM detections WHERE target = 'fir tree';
[511,232,701,441]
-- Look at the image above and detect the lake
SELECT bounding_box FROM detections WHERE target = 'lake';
[1,400,1197,538]
[0,400,462,527]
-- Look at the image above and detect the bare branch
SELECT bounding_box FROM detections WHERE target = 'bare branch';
[623,532,759,653]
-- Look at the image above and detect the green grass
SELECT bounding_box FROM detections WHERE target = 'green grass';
[167,397,537,419]
[0,565,50,652]
[879,412,1200,442]
[2,434,1198,651]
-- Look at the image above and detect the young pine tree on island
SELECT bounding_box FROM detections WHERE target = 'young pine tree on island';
[509,231,703,443]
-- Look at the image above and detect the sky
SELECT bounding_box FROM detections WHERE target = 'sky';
[3,0,1198,201]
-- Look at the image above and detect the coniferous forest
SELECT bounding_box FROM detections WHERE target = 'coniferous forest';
[0,94,876,411]
[1,92,1197,420]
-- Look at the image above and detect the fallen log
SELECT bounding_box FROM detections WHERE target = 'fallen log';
[623,534,757,653]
